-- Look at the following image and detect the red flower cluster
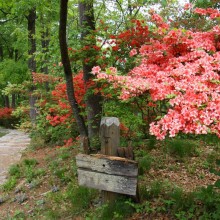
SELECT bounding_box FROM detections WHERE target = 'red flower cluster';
[112,19,149,49]
[0,107,13,119]
[46,72,87,127]
[194,7,220,19]
[32,72,62,84]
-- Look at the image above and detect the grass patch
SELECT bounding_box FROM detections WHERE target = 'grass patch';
[0,131,7,138]
[1,176,17,191]
[9,164,21,178]
[89,197,134,220]
[164,138,200,158]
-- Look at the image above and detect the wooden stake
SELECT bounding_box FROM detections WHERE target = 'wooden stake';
[100,117,120,203]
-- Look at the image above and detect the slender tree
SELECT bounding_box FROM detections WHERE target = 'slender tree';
[27,8,37,123]
[79,0,102,146]
[59,0,88,143]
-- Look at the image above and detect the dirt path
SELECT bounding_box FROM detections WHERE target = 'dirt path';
[0,129,30,184]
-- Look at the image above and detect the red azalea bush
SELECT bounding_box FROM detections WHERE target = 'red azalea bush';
[0,107,13,119]
[34,71,87,145]
[0,107,18,128]
[92,8,220,140]
[32,5,220,142]
[46,71,86,127]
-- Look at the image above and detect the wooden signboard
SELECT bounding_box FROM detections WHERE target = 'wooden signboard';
[76,153,138,196]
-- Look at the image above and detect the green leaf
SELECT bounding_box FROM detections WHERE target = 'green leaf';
[161,0,167,7]
[214,179,220,188]
[166,93,176,99]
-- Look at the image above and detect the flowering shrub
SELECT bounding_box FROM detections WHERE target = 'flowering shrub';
[45,71,86,127]
[34,99,77,145]
[32,71,88,145]
[32,72,62,84]
[0,107,13,119]
[0,107,18,128]
[92,8,220,140]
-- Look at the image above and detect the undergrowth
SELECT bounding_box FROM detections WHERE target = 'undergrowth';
[0,135,219,220]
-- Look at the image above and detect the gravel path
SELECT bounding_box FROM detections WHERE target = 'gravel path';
[0,129,30,185]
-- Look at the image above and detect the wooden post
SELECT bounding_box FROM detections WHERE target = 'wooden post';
[100,117,120,203]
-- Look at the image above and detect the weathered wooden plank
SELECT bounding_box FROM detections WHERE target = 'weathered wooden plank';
[77,169,137,196]
[76,154,138,177]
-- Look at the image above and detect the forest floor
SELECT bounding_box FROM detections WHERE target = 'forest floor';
[0,134,219,219]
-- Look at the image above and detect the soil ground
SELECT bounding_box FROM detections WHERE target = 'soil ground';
[0,135,219,219]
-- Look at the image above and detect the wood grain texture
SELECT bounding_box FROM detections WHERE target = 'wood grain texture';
[100,117,120,156]
[76,153,138,196]
[77,169,137,196]
[76,154,138,177]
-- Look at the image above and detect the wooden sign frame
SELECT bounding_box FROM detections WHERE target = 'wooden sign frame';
[76,154,138,196]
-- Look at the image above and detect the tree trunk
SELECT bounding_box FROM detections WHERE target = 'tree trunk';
[8,48,13,59]
[15,49,18,61]
[27,8,37,123]
[11,94,16,109]
[79,1,102,148]
[4,95,10,108]
[0,46,3,61]
[59,0,88,143]
[41,26,50,91]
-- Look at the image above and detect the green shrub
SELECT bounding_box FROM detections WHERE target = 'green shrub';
[1,176,17,191]
[23,158,38,167]
[165,138,199,158]
[139,154,153,174]
[67,185,97,215]
[9,164,21,178]
[195,185,220,217]
[91,197,134,220]
[162,185,220,219]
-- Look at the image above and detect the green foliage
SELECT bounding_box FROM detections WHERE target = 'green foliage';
[31,100,78,146]
[23,158,38,167]
[138,154,153,174]
[12,103,31,131]
[140,180,170,200]
[53,167,71,183]
[9,164,21,178]
[29,133,46,149]
[1,176,17,191]
[196,185,220,216]
[164,138,200,158]
[103,100,146,140]
[0,131,6,138]
[66,186,96,214]
[0,117,19,129]
[198,134,220,148]
[89,197,134,220]
[146,136,157,150]
[11,210,26,220]
[0,59,28,87]
[20,158,47,183]
[138,179,220,219]
[57,148,71,160]
[166,187,195,213]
